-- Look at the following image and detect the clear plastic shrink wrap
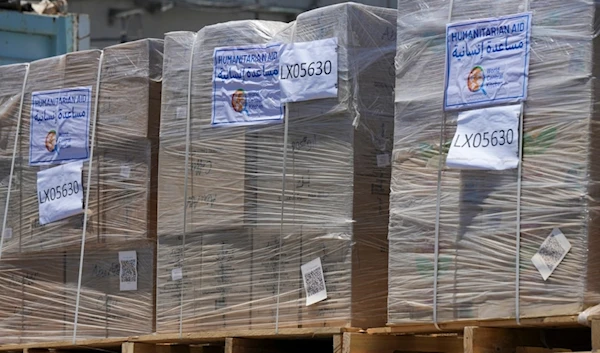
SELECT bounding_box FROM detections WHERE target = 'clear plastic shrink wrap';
[0,241,155,343]
[388,0,600,324]
[1,39,162,256]
[0,39,162,342]
[157,2,396,332]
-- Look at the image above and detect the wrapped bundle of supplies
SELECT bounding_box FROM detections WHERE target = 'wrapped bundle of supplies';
[388,0,600,324]
[0,39,162,342]
[157,2,396,332]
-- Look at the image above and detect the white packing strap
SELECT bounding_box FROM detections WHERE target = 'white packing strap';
[179,33,197,338]
[431,0,456,332]
[274,103,290,334]
[514,103,525,326]
[432,112,446,332]
[0,63,30,259]
[577,304,600,326]
[515,0,530,324]
[73,50,105,343]
[274,23,297,334]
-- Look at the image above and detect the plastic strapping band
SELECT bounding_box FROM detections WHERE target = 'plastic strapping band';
[431,0,455,332]
[0,63,29,260]
[275,25,296,334]
[179,33,197,339]
[73,50,104,343]
[432,112,446,332]
[515,0,530,325]
[275,104,290,334]
[515,104,524,325]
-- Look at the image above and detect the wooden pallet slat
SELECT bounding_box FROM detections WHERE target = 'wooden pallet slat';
[0,317,597,353]
[342,332,462,353]
[368,316,583,335]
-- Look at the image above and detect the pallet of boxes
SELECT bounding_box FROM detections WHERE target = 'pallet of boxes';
[155,2,396,334]
[0,39,162,343]
[370,0,600,351]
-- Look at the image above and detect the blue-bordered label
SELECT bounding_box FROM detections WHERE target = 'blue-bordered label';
[212,43,283,126]
[444,13,532,110]
[29,86,92,166]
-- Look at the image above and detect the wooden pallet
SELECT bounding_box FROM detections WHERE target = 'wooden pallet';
[0,319,596,353]
[367,316,600,353]
[0,328,463,353]
[368,315,583,335]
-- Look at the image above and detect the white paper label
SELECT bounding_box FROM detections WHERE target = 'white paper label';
[3,227,12,240]
[119,250,138,291]
[446,105,520,170]
[30,86,92,165]
[171,267,183,281]
[279,38,338,103]
[37,161,84,225]
[377,153,391,167]
[212,43,283,125]
[120,165,131,178]
[531,228,571,281]
[176,106,187,120]
[301,257,327,306]
[444,13,532,110]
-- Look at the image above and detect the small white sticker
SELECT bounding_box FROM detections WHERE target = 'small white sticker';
[37,161,84,225]
[377,153,391,167]
[171,267,183,281]
[301,257,327,306]
[446,104,520,170]
[0,175,10,188]
[3,227,12,240]
[279,38,339,103]
[176,106,187,120]
[120,165,131,178]
[119,250,138,291]
[531,228,571,281]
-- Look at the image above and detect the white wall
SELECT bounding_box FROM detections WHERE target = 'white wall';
[68,0,395,48]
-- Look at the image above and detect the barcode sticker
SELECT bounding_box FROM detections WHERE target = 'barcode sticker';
[120,165,131,178]
[119,250,138,291]
[2,227,12,240]
[171,267,183,281]
[301,257,327,306]
[377,153,391,167]
[531,228,571,281]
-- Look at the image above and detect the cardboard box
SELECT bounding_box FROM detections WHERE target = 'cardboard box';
[0,39,162,256]
[156,231,252,332]
[388,0,600,324]
[64,241,155,338]
[0,256,66,343]
[0,241,155,343]
[156,3,395,331]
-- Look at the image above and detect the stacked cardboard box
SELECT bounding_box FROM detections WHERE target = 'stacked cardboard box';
[157,2,396,332]
[0,39,162,342]
[0,63,28,251]
[388,0,600,324]
[2,39,161,255]
[0,242,155,343]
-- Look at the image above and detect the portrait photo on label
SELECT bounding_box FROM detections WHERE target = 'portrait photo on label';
[29,86,92,165]
[444,13,532,110]
[212,43,283,125]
